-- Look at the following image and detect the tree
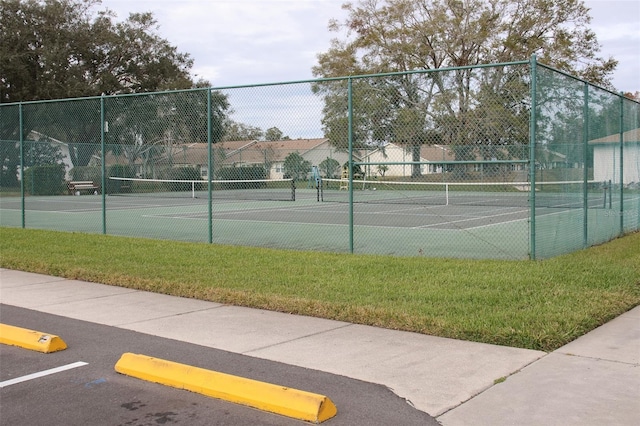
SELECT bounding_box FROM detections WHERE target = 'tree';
[0,0,211,184]
[624,92,640,102]
[221,120,264,141]
[319,157,341,178]
[0,105,21,187]
[343,161,365,179]
[105,89,228,171]
[316,0,616,85]
[313,78,399,151]
[265,127,286,141]
[313,0,618,177]
[283,152,311,181]
[1,1,231,184]
[1,0,195,103]
[24,142,65,167]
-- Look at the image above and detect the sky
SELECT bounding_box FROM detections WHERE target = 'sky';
[98,0,639,93]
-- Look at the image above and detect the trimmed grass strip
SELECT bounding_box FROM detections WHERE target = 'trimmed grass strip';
[1,227,638,351]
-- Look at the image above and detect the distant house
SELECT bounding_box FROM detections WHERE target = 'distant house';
[156,139,355,179]
[589,128,640,185]
[363,143,455,177]
[26,131,74,179]
[536,147,577,170]
[360,142,536,180]
[221,139,338,179]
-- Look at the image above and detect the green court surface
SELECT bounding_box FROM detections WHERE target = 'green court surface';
[1,187,636,260]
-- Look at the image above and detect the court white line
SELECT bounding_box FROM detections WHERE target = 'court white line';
[0,361,88,388]
[412,208,530,229]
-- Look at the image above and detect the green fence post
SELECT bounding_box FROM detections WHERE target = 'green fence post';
[348,77,354,254]
[529,55,537,260]
[101,95,107,235]
[636,101,640,231]
[19,103,25,228]
[208,88,214,244]
[618,93,625,235]
[583,83,589,248]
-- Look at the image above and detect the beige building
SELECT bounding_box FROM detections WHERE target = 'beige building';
[362,143,456,177]
[152,139,353,179]
[590,128,640,185]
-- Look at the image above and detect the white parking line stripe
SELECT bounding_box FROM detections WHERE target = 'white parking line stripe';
[0,361,88,388]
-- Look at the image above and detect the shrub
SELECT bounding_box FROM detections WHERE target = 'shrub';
[163,167,204,191]
[106,164,136,194]
[216,166,267,189]
[23,165,65,195]
[70,166,101,183]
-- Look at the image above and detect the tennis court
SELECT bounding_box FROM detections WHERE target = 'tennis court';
[2,187,534,230]
[4,179,629,259]
[3,60,639,259]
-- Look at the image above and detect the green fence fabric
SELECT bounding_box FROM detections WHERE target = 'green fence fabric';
[1,58,638,259]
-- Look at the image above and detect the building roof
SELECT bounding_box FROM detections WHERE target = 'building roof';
[589,128,640,145]
[420,145,457,162]
[161,138,338,166]
[221,138,329,166]
[366,143,462,162]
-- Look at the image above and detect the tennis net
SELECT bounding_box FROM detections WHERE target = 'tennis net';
[320,178,607,209]
[108,177,296,201]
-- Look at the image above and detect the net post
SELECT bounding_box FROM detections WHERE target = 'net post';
[609,179,612,209]
[445,183,449,206]
[291,179,296,201]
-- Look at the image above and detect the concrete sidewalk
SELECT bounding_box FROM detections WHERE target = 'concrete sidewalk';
[1,268,638,425]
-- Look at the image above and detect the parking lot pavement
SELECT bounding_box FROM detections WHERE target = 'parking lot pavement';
[1,305,438,425]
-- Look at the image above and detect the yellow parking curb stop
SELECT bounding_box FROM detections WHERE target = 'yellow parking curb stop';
[115,352,337,423]
[0,323,68,353]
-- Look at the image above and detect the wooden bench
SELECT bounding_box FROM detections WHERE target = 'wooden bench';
[68,181,100,195]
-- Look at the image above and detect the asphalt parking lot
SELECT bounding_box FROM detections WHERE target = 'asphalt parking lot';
[0,305,438,425]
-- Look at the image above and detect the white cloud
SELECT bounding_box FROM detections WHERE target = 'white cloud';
[99,0,639,92]
[584,0,640,93]
[100,0,343,85]
[590,22,639,42]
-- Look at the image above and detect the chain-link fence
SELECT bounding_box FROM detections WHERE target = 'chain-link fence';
[2,58,638,259]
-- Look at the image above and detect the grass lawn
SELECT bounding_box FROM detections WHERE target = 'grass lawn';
[1,227,638,351]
